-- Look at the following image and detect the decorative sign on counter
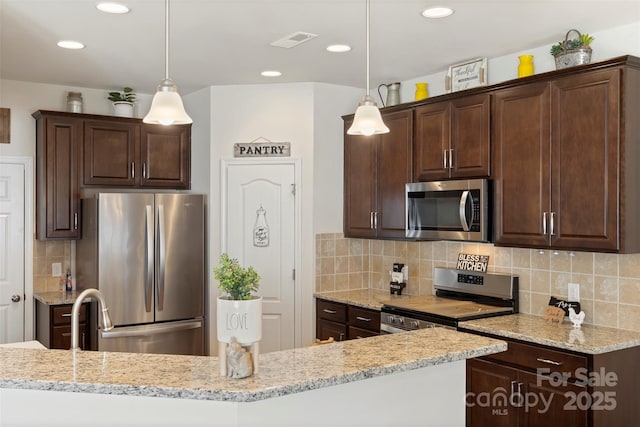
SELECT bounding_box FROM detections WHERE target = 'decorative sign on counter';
[234,137,290,157]
[456,253,489,272]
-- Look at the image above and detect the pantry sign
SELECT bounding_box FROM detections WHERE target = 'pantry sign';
[456,253,489,272]
[234,140,291,158]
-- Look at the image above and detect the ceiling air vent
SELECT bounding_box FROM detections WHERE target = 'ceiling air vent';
[270,31,318,49]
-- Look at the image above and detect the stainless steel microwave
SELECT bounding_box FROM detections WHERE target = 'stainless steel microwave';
[405,179,490,242]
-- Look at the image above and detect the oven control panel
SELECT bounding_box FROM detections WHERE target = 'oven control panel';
[457,273,484,286]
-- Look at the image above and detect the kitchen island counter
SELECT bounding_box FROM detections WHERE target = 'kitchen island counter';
[0,327,504,402]
[0,328,505,426]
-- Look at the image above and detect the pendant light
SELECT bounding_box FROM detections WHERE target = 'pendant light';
[347,0,389,136]
[143,0,192,125]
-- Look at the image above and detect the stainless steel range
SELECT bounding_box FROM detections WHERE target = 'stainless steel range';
[380,267,518,333]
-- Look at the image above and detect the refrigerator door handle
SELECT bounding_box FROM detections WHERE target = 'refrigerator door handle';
[145,205,154,313]
[100,319,202,338]
[157,204,166,311]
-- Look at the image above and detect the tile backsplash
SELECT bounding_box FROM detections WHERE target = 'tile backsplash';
[315,233,640,333]
[33,239,72,293]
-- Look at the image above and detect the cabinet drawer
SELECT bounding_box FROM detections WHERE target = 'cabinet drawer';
[316,299,347,323]
[485,340,588,377]
[348,326,379,340]
[348,306,380,332]
[51,303,86,326]
[51,324,87,350]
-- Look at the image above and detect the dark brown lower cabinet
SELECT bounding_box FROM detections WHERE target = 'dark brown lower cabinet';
[467,358,586,427]
[36,300,91,350]
[464,332,640,427]
[315,298,380,341]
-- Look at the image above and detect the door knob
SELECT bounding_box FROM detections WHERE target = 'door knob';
[11,294,21,302]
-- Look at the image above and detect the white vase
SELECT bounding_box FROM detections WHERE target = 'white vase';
[112,101,134,118]
[217,296,262,344]
[217,296,262,377]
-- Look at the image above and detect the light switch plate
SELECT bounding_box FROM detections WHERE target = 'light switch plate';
[568,283,580,302]
[52,262,62,277]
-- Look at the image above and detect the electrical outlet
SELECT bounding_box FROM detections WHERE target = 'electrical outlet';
[52,262,62,277]
[568,283,580,302]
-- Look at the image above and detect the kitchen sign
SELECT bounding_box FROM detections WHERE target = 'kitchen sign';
[234,138,290,158]
[456,253,489,272]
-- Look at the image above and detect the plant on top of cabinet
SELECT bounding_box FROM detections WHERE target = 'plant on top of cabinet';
[550,29,593,69]
[108,87,136,118]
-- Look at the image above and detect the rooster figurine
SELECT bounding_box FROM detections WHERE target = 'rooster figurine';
[568,307,586,328]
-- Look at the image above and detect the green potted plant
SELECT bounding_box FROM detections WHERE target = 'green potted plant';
[108,87,136,117]
[214,252,260,300]
[214,253,262,377]
[550,29,594,70]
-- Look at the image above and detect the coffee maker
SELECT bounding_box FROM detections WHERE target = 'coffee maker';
[389,263,408,295]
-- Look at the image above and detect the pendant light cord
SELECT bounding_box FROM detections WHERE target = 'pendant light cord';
[164,0,170,80]
[365,0,370,96]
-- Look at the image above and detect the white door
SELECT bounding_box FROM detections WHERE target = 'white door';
[0,163,25,343]
[223,161,297,353]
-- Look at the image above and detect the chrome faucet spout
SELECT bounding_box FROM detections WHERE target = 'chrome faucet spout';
[71,288,114,350]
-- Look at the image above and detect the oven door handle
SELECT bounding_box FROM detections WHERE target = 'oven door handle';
[459,190,472,232]
[380,324,409,334]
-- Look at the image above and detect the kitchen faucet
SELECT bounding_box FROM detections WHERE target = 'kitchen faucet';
[71,288,114,350]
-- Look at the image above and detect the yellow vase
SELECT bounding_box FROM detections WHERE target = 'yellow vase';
[415,83,429,101]
[518,55,534,77]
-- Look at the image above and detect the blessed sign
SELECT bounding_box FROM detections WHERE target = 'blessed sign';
[234,142,290,157]
[456,253,489,272]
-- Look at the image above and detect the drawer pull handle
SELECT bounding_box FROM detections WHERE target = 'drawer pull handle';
[61,313,72,317]
[536,357,563,366]
[323,309,337,314]
[355,316,371,322]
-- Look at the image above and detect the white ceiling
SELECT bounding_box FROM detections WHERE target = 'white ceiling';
[1,0,639,96]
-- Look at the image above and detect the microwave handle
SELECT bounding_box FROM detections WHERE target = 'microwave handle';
[459,190,472,232]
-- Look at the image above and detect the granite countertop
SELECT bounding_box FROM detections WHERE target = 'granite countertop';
[459,313,640,355]
[34,291,83,305]
[0,328,506,402]
[314,288,414,310]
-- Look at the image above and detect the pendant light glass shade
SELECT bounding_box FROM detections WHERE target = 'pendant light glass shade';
[347,0,388,136]
[144,78,192,125]
[347,95,389,136]
[143,0,192,125]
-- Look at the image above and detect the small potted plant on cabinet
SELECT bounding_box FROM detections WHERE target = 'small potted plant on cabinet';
[108,87,136,117]
[214,253,262,378]
[550,29,594,70]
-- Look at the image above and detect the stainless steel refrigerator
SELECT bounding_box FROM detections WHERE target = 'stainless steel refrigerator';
[76,193,205,355]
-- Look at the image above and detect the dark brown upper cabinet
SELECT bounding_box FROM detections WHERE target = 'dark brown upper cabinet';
[343,109,413,239]
[34,111,81,239]
[493,59,640,253]
[34,110,192,240]
[413,93,490,181]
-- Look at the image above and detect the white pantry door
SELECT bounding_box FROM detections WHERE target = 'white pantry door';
[223,160,297,353]
[0,163,25,343]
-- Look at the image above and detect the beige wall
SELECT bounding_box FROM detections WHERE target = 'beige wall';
[315,233,640,333]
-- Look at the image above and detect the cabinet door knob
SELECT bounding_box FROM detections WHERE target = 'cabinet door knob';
[11,294,21,302]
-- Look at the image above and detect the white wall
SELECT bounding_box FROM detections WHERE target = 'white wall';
[398,20,640,102]
[206,82,361,350]
[0,80,149,159]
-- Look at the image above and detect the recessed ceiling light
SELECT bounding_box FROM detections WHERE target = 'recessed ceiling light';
[96,2,130,14]
[57,40,85,49]
[421,6,454,19]
[327,44,352,53]
[261,70,282,77]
